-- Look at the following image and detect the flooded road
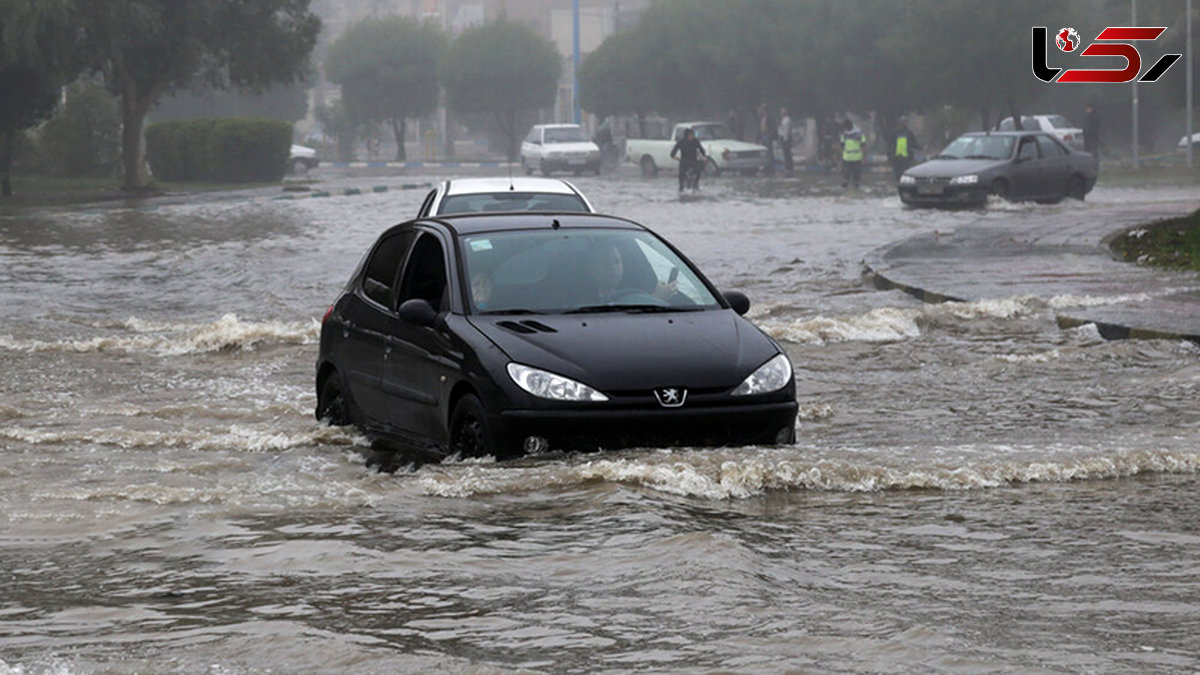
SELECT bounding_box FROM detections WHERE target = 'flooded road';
[1,169,1198,673]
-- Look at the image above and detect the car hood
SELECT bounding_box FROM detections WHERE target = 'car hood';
[906,158,1007,178]
[542,142,599,153]
[468,310,780,391]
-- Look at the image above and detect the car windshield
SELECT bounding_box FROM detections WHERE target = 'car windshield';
[543,127,589,143]
[691,124,730,140]
[461,228,721,315]
[440,192,589,215]
[937,135,1015,160]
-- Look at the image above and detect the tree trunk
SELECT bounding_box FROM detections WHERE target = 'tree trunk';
[119,74,153,192]
[391,117,407,161]
[1,131,14,197]
[979,107,991,133]
[494,110,518,162]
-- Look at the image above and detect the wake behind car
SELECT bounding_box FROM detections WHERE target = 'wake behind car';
[315,212,797,461]
[416,177,594,217]
[898,131,1097,207]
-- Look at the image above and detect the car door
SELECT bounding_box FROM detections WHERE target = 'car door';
[380,230,462,441]
[1009,136,1042,199]
[340,229,416,428]
[1035,134,1070,198]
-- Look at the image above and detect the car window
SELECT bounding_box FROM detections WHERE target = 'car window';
[1018,138,1039,160]
[692,124,730,140]
[941,135,1014,159]
[460,228,720,314]
[1036,134,1065,157]
[438,192,590,215]
[1046,115,1074,129]
[363,231,416,308]
[397,233,448,312]
[997,117,1036,131]
[544,127,588,143]
[524,128,540,144]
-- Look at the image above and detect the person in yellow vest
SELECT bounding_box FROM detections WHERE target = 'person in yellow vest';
[891,116,921,181]
[839,118,865,190]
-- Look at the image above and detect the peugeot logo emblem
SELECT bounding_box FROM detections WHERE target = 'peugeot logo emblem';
[654,387,687,407]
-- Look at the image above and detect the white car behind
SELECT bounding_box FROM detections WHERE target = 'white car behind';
[996,115,1085,151]
[520,124,601,176]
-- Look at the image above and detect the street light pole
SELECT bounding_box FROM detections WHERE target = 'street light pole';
[1132,0,1140,169]
[573,0,581,125]
[1188,0,1194,168]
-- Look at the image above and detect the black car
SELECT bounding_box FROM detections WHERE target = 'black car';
[315,212,798,461]
[898,131,1098,207]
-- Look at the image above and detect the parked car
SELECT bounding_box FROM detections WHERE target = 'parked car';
[995,114,1085,150]
[315,212,798,461]
[625,121,769,176]
[520,124,602,176]
[898,131,1098,207]
[288,144,320,173]
[416,177,594,217]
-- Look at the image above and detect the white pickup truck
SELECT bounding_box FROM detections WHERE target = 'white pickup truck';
[625,121,769,177]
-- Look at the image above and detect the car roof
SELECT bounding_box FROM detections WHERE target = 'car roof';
[962,131,1048,137]
[442,177,579,197]
[533,123,584,129]
[418,212,645,237]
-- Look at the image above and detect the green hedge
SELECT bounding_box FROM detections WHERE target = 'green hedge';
[145,118,291,183]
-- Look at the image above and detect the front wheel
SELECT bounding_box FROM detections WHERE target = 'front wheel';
[707,157,722,177]
[449,394,494,459]
[521,157,533,176]
[990,178,1010,201]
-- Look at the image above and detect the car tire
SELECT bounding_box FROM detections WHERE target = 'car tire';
[1067,175,1087,201]
[990,178,1010,201]
[522,157,533,176]
[540,160,552,176]
[640,155,658,177]
[316,370,352,426]
[708,157,722,177]
[449,394,494,459]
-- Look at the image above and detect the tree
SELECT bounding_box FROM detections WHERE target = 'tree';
[578,29,656,120]
[70,0,320,191]
[442,17,560,161]
[325,16,445,161]
[0,0,77,196]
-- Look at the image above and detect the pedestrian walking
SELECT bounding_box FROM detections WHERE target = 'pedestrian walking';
[839,118,864,190]
[779,107,794,175]
[1083,102,1101,158]
[891,115,919,181]
[758,103,777,175]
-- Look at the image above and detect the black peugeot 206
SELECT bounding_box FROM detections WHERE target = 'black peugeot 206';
[315,211,798,461]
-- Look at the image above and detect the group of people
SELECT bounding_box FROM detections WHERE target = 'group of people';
[667,107,923,193]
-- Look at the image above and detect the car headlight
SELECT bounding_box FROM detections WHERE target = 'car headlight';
[731,353,793,396]
[899,174,916,184]
[507,363,609,402]
[950,174,979,185]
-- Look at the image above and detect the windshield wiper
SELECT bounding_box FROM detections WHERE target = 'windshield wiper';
[565,304,695,314]
[480,308,543,315]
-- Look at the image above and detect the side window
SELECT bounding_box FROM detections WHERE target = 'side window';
[363,231,416,308]
[1018,138,1039,161]
[1036,135,1064,157]
[397,233,448,312]
[525,127,540,144]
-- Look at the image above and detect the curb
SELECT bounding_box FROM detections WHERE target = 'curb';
[862,239,1200,345]
[272,182,432,201]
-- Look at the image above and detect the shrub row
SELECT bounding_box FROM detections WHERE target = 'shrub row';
[146,118,291,183]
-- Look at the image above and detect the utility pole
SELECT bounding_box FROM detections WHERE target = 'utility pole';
[1132,0,1140,169]
[573,0,581,125]
[1188,0,1194,168]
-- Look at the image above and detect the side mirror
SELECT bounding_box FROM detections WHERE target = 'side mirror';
[723,290,751,316]
[397,298,438,327]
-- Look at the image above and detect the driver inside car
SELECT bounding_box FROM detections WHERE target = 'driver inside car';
[584,242,676,304]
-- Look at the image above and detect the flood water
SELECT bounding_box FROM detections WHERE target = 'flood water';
[1,169,1198,673]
